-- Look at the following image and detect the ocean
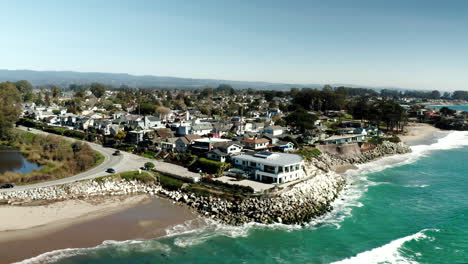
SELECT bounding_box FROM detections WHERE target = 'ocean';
[428,105,468,111]
[20,131,468,264]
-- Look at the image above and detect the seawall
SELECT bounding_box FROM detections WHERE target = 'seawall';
[0,141,412,225]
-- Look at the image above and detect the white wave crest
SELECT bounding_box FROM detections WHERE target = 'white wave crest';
[14,239,169,264]
[331,229,439,264]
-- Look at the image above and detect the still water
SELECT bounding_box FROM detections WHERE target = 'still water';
[0,147,41,174]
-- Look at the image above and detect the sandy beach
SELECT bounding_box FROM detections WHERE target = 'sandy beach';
[399,123,440,143]
[0,195,198,264]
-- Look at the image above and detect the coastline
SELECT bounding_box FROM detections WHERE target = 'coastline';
[0,124,440,263]
[398,123,440,144]
[0,195,198,264]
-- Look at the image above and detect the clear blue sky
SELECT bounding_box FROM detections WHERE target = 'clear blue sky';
[1,0,467,90]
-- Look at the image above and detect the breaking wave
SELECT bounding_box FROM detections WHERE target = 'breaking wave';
[331,229,439,264]
[17,130,467,263]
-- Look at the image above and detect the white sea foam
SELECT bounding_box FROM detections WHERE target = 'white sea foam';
[14,239,168,264]
[331,229,439,264]
[403,184,430,188]
[17,131,467,262]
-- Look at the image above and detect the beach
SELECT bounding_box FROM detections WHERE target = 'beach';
[399,123,440,143]
[0,195,198,263]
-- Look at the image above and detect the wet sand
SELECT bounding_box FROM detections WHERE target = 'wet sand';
[0,197,198,264]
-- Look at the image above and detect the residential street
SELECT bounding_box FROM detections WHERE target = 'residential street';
[0,127,199,192]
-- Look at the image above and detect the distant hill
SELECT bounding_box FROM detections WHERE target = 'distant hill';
[0,69,324,90]
[0,69,415,91]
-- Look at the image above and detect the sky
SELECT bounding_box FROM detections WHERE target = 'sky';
[1,0,467,90]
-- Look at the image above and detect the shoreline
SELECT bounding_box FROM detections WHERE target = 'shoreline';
[0,195,198,264]
[0,127,440,263]
[398,123,440,144]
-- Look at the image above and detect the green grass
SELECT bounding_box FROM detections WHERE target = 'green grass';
[157,173,185,190]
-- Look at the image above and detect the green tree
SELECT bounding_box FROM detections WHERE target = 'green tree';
[90,83,106,98]
[439,107,456,117]
[284,109,317,132]
[15,80,33,102]
[115,130,126,144]
[51,85,61,98]
[0,82,22,138]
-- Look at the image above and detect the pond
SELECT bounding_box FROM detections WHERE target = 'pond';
[0,147,42,174]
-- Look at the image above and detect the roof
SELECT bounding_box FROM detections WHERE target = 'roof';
[147,116,161,122]
[178,134,203,144]
[234,153,303,167]
[325,135,365,141]
[242,138,269,144]
[155,128,174,138]
[265,126,284,130]
[208,149,228,157]
[191,123,213,130]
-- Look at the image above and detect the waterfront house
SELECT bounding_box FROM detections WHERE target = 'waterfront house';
[322,134,366,145]
[233,152,305,184]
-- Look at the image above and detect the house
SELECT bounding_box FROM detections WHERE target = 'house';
[263,126,285,136]
[206,149,228,162]
[244,122,264,133]
[241,138,269,151]
[274,141,295,152]
[322,134,366,145]
[233,152,305,184]
[190,138,232,153]
[157,137,178,152]
[144,116,164,129]
[175,135,202,152]
[191,122,213,135]
[215,142,243,155]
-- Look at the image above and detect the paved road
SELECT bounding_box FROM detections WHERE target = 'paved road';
[0,127,199,193]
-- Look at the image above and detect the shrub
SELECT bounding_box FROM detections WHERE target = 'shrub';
[368,136,401,145]
[296,148,321,160]
[157,173,184,190]
[193,158,230,176]
[144,162,155,169]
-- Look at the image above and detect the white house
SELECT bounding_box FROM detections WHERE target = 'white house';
[264,126,285,136]
[233,152,305,184]
[190,123,213,135]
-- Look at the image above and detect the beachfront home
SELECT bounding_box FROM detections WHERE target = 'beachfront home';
[233,152,305,184]
[322,134,366,145]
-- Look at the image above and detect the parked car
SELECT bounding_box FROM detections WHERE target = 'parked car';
[0,183,14,189]
[106,168,116,173]
[113,150,121,156]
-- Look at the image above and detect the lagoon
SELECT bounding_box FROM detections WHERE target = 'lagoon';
[0,147,41,174]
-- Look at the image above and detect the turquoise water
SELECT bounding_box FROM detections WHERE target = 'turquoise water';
[23,132,468,264]
[428,105,468,111]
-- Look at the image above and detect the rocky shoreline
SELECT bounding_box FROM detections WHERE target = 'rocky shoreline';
[0,141,411,225]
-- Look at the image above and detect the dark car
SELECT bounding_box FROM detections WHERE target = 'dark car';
[112,150,121,156]
[106,168,116,173]
[0,183,14,189]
